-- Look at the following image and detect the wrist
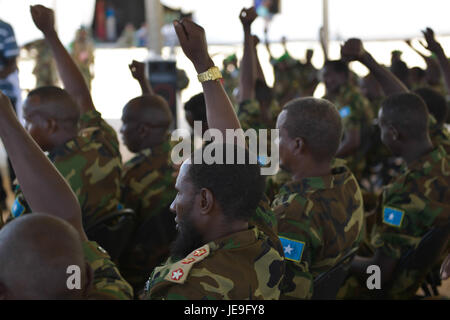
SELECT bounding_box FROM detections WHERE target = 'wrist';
[42,28,57,38]
[193,57,214,74]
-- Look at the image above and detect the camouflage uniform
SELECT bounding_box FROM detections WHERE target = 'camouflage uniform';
[325,85,374,181]
[271,54,303,105]
[11,110,122,230]
[221,67,240,106]
[429,115,450,153]
[119,141,177,293]
[339,146,450,299]
[144,226,285,300]
[272,165,365,299]
[83,240,134,300]
[23,39,58,87]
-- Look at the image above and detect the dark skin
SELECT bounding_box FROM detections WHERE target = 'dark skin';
[0,90,93,299]
[276,110,332,182]
[170,160,248,249]
[420,27,450,95]
[129,60,154,95]
[173,18,242,141]
[30,5,95,115]
[349,106,434,282]
[405,38,442,86]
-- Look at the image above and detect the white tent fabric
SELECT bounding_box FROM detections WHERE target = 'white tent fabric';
[0,0,95,46]
[161,0,450,44]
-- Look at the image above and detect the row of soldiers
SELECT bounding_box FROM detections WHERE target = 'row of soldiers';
[0,5,448,300]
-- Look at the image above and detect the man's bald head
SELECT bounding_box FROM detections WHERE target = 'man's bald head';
[121,94,173,152]
[122,94,172,129]
[24,86,80,127]
[0,214,88,300]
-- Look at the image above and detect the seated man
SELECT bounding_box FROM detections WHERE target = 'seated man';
[0,88,132,300]
[119,60,177,294]
[339,93,450,299]
[144,144,284,300]
[273,97,365,299]
[11,5,122,230]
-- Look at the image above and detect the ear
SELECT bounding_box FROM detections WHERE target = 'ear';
[138,123,150,138]
[47,118,58,134]
[292,137,305,156]
[82,262,94,298]
[198,188,214,216]
[389,125,399,141]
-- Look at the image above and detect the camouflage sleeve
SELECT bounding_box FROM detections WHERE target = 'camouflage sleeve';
[275,195,315,299]
[82,241,134,300]
[79,110,120,153]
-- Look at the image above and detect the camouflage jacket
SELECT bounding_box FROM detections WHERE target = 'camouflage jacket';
[324,85,374,177]
[144,226,285,300]
[83,241,134,300]
[272,166,365,299]
[237,99,281,132]
[430,125,450,154]
[119,141,177,292]
[370,146,450,299]
[12,110,122,230]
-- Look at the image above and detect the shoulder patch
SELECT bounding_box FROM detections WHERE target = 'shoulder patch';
[382,206,405,228]
[339,106,351,118]
[164,244,210,284]
[279,236,305,262]
[11,198,26,218]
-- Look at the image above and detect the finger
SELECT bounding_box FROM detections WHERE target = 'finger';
[181,18,203,38]
[173,20,188,43]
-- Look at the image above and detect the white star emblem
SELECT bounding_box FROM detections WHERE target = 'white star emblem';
[389,213,395,221]
[171,269,184,281]
[284,244,294,255]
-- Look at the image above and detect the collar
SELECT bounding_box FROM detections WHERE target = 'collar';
[406,146,447,173]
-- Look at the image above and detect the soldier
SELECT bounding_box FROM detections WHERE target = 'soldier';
[339,93,450,299]
[322,59,374,182]
[221,53,239,105]
[23,39,58,87]
[70,27,95,91]
[119,60,177,295]
[11,5,122,230]
[145,144,284,300]
[273,97,365,299]
[0,88,132,300]
[143,16,285,300]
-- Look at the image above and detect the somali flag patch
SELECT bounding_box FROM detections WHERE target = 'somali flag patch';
[11,198,26,218]
[279,236,305,262]
[382,206,405,228]
[339,106,351,118]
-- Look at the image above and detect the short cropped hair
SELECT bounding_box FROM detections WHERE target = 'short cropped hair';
[27,86,80,126]
[381,93,429,139]
[188,143,264,222]
[184,93,207,123]
[324,60,350,77]
[282,97,343,161]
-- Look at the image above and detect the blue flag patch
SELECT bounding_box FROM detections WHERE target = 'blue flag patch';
[383,206,405,228]
[279,236,305,262]
[11,199,26,218]
[339,106,351,118]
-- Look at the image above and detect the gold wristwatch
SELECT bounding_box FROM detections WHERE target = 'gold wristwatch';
[197,66,223,82]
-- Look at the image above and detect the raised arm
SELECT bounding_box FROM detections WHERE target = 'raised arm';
[253,35,267,86]
[319,26,329,63]
[341,38,408,96]
[239,7,258,103]
[173,19,242,138]
[129,60,154,95]
[0,91,87,241]
[421,27,450,95]
[30,5,95,114]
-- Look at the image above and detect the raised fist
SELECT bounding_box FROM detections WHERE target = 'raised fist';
[240,7,257,28]
[341,38,366,62]
[173,19,213,73]
[30,5,55,35]
[129,60,146,81]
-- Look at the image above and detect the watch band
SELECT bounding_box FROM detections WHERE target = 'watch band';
[197,66,223,82]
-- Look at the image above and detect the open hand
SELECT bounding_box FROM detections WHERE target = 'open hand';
[30,5,55,35]
[420,27,443,54]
